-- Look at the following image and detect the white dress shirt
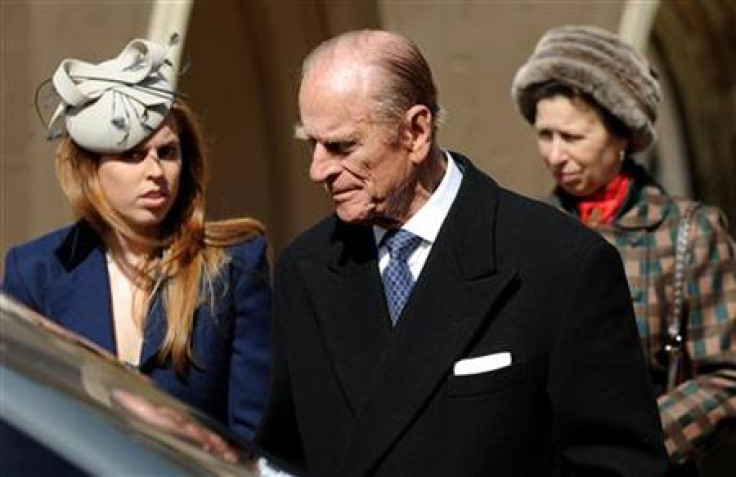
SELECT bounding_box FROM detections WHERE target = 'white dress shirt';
[374,151,463,280]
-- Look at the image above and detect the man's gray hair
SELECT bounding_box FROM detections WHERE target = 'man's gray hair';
[302,30,444,136]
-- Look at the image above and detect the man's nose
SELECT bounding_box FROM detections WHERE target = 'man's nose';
[309,145,340,183]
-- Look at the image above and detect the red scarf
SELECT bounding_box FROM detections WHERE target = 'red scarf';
[576,173,631,226]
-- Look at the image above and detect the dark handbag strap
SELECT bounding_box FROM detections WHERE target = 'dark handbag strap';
[666,203,700,391]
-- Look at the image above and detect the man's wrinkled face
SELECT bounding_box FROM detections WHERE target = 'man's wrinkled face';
[297,64,415,226]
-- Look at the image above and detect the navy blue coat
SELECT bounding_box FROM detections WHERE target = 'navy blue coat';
[2,220,271,442]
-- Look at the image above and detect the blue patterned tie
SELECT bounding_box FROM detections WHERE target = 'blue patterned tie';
[382,229,422,325]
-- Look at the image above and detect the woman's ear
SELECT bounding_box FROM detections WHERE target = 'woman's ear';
[615,136,630,161]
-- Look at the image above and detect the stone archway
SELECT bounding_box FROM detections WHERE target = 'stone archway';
[652,0,736,234]
[619,0,693,201]
[175,1,381,249]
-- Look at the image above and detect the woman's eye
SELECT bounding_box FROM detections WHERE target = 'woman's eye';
[158,145,180,159]
[122,150,145,162]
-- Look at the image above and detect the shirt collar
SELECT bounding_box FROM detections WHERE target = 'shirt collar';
[374,151,463,245]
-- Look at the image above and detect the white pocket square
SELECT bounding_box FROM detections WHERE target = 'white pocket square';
[453,352,512,376]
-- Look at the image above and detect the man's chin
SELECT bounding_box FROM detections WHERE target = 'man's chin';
[334,205,381,226]
[335,209,369,225]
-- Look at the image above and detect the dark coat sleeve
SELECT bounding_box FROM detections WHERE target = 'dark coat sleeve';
[2,236,61,314]
[255,247,307,472]
[549,241,667,475]
[225,236,273,442]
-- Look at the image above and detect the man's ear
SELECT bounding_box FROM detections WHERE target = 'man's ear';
[400,105,433,163]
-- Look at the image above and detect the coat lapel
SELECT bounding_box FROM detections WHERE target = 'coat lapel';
[44,221,168,366]
[46,222,116,354]
[139,293,167,369]
[340,155,519,475]
[299,221,392,414]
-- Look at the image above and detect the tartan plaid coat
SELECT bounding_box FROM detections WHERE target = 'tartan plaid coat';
[554,160,736,463]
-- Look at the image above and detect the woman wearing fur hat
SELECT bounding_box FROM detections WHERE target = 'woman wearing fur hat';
[2,38,271,442]
[513,25,736,473]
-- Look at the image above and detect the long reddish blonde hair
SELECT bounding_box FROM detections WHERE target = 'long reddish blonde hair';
[55,100,266,375]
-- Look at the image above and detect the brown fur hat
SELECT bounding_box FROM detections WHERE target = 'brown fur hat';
[511,25,661,152]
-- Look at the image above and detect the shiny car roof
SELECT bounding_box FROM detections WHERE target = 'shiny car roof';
[0,294,288,476]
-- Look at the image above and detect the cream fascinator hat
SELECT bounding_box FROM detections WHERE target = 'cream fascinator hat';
[44,35,179,154]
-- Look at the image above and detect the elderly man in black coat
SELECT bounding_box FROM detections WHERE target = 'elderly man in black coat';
[257,29,667,476]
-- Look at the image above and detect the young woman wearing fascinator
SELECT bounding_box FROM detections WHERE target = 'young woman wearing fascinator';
[2,36,271,442]
[513,25,736,475]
